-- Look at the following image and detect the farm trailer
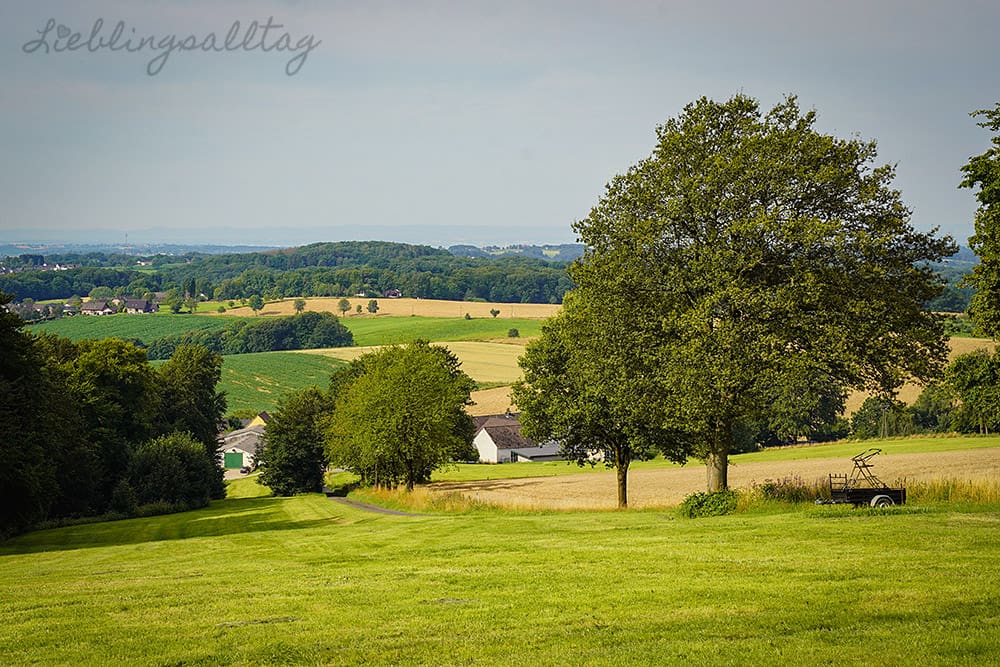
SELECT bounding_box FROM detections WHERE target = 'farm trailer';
[818,448,906,507]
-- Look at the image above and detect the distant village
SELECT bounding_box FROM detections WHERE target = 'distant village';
[4,295,158,321]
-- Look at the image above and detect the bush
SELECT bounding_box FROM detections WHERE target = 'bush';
[507,328,520,338]
[127,432,220,509]
[679,490,738,518]
[742,476,823,505]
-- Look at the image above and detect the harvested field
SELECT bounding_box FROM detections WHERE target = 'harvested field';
[430,447,1000,510]
[301,341,527,385]
[469,386,516,416]
[844,337,997,413]
[221,297,560,320]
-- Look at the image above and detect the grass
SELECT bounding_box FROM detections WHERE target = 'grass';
[1,482,998,665]
[218,352,347,414]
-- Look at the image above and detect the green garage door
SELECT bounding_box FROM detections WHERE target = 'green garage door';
[224,452,244,469]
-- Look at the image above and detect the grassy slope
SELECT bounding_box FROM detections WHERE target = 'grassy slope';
[1,479,997,665]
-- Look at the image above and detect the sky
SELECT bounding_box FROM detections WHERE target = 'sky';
[1,0,998,248]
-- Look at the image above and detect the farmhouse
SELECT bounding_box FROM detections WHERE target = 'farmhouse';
[473,412,563,463]
[219,412,271,469]
[80,300,114,316]
[123,298,155,314]
[219,425,264,470]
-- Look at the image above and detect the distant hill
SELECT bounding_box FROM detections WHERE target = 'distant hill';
[448,243,585,262]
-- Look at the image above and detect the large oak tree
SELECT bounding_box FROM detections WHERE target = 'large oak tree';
[960,101,1000,336]
[572,94,954,491]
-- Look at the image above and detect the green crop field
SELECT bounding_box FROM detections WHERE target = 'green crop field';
[28,314,238,342]
[1,474,998,666]
[343,316,542,346]
[26,313,541,347]
[218,352,347,414]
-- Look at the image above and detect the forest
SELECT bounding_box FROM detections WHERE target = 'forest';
[0,241,575,305]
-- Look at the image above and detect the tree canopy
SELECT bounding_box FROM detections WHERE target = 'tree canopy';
[513,293,692,507]
[258,387,332,496]
[960,101,1000,336]
[572,94,955,491]
[327,341,475,490]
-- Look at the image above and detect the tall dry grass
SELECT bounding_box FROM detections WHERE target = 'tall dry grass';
[897,477,1000,504]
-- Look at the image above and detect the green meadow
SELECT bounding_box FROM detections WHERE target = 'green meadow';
[344,316,542,345]
[2,475,998,666]
[28,313,541,346]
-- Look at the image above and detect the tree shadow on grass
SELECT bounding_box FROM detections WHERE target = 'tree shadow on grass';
[0,496,346,555]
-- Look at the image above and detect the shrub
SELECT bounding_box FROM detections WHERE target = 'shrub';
[744,476,823,504]
[679,490,738,518]
[127,432,219,509]
[507,328,520,338]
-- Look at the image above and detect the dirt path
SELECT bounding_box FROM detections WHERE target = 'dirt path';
[430,448,1000,510]
[328,496,421,516]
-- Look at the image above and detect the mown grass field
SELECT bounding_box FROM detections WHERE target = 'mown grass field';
[218,352,347,414]
[2,474,998,665]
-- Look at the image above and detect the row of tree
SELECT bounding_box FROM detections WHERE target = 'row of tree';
[1,291,229,538]
[141,311,353,360]
[1,242,575,306]
[257,341,477,496]
[0,267,150,302]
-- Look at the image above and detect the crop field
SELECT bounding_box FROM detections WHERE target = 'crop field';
[343,316,542,346]
[218,352,346,414]
[28,313,237,342]
[26,312,543,348]
[2,469,998,665]
[302,340,528,384]
[221,297,561,320]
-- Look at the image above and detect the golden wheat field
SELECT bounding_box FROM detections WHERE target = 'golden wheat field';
[432,447,1000,510]
[843,337,997,413]
[300,341,528,384]
[221,297,561,319]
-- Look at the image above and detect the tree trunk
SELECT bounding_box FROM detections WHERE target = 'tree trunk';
[705,449,729,492]
[615,448,630,508]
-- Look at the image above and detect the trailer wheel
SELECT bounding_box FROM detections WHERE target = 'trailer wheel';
[871,495,894,508]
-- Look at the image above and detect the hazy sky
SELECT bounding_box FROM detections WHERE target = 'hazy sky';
[2,1,998,247]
